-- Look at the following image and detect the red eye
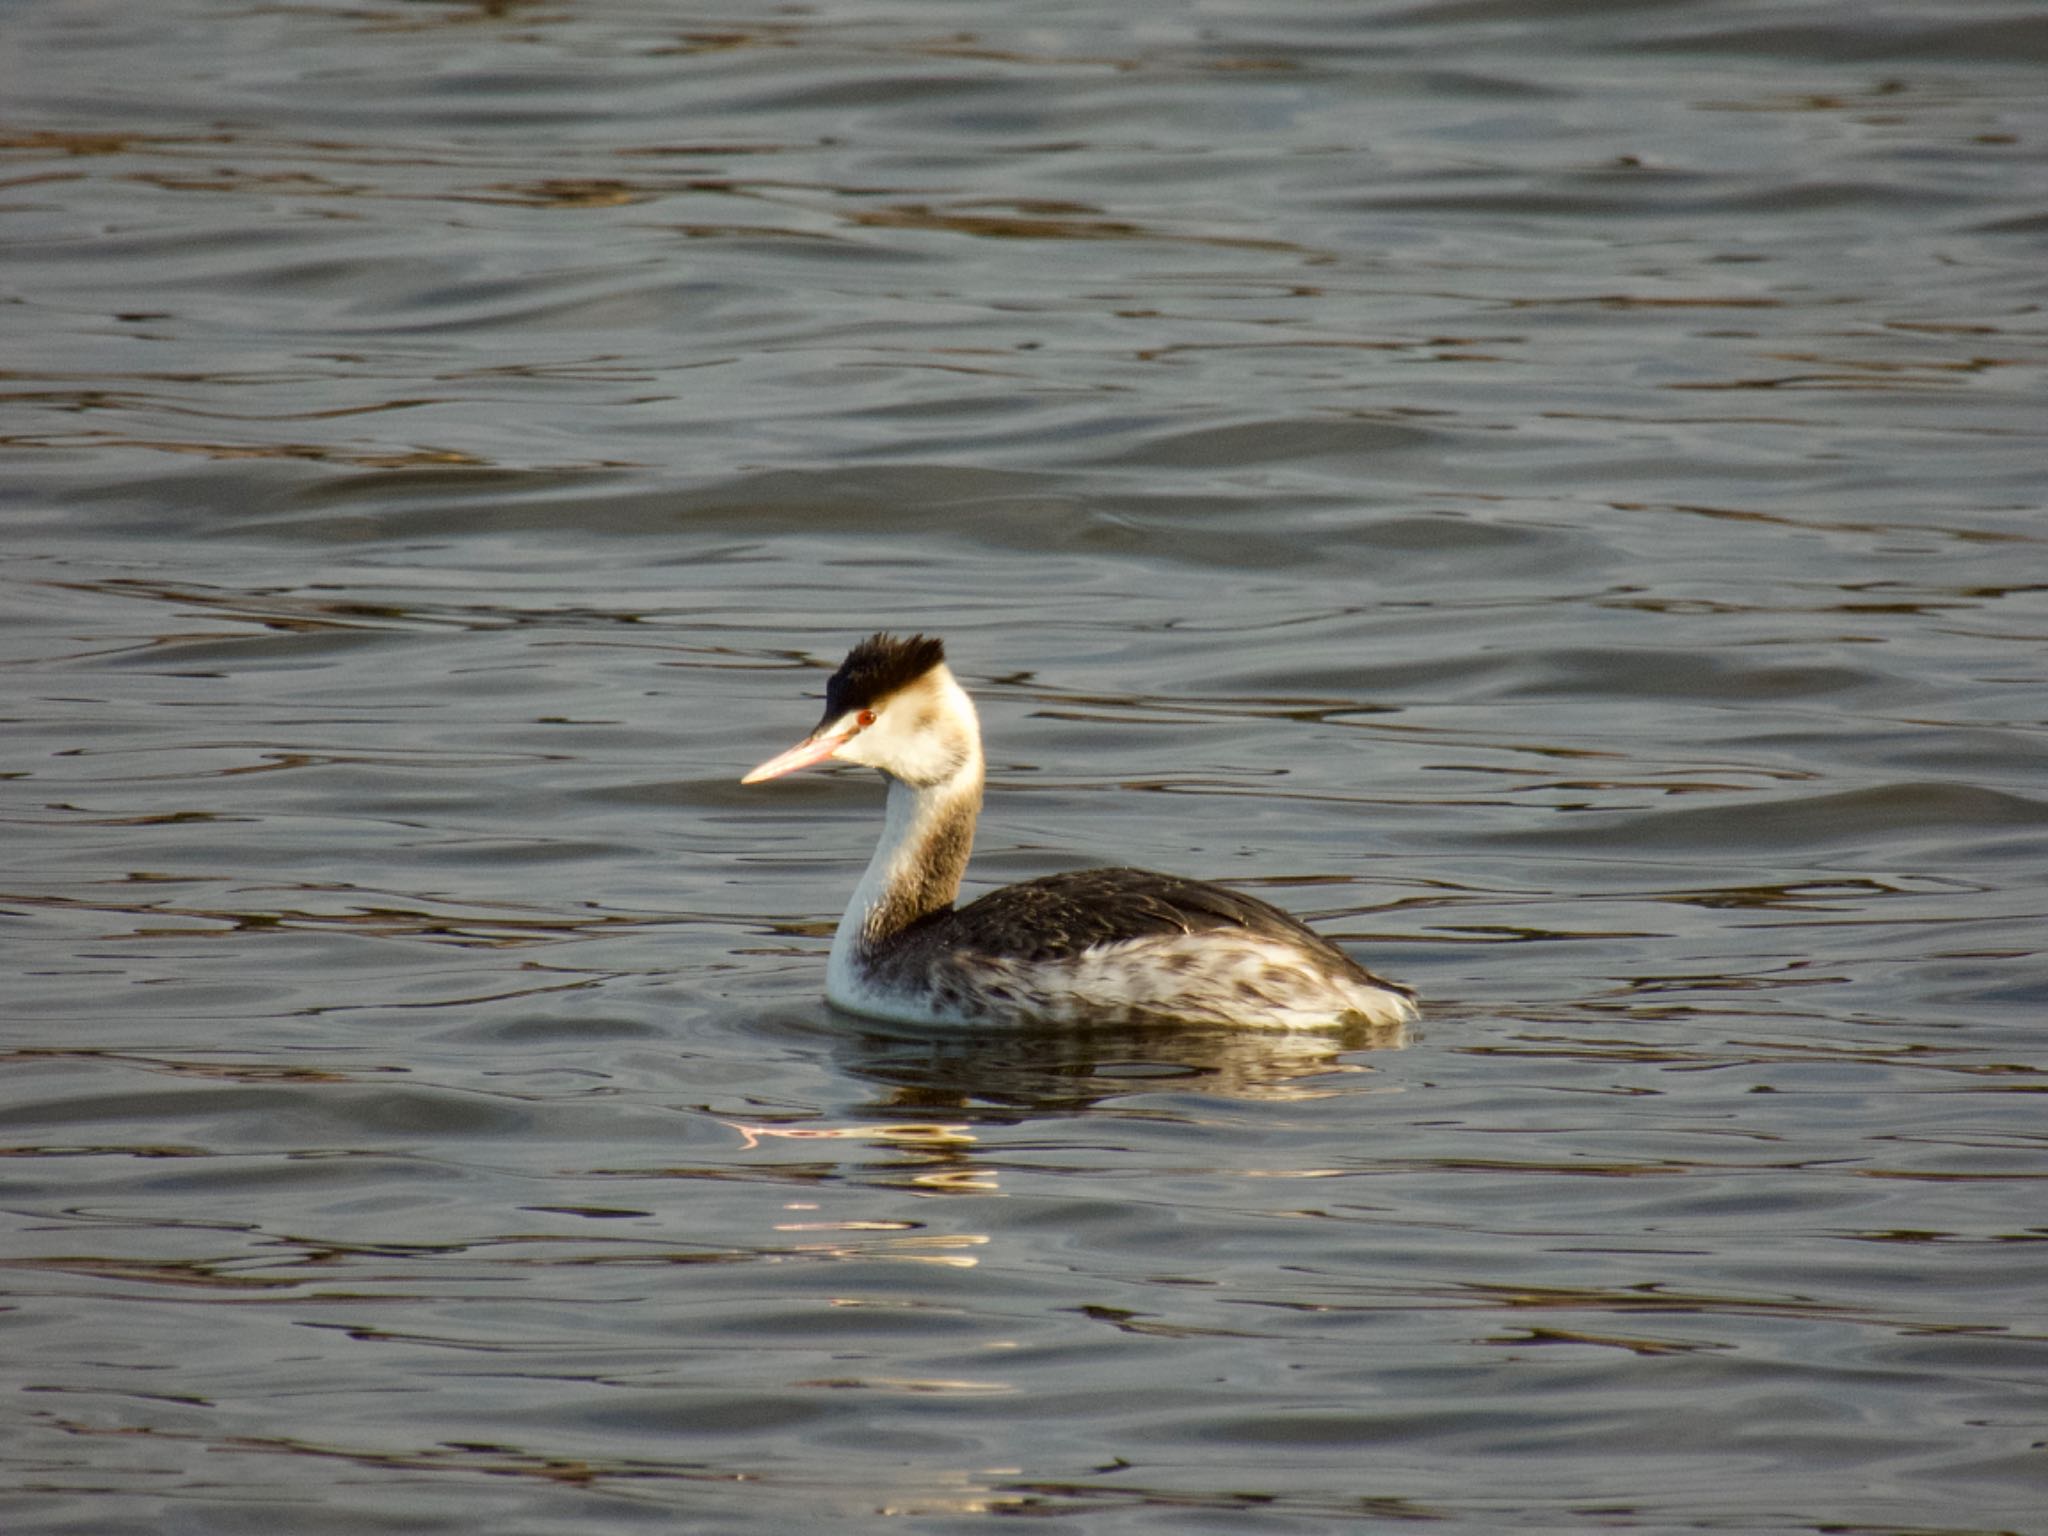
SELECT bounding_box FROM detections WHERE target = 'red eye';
[857,709,876,727]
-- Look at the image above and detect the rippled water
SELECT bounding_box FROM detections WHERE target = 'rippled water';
[6,2,2047,1531]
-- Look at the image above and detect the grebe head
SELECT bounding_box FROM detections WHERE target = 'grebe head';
[742,633,980,790]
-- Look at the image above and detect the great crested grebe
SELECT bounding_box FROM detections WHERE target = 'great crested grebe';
[742,633,1417,1030]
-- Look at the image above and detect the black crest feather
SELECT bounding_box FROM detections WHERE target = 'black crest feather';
[822,633,946,721]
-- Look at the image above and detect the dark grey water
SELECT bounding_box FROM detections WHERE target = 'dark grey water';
[5,2,2047,1531]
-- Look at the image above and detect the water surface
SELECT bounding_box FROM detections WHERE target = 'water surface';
[4,2,2046,1532]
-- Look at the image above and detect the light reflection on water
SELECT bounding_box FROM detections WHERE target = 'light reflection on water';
[5,0,2047,1532]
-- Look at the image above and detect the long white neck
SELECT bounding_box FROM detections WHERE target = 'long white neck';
[826,675,985,984]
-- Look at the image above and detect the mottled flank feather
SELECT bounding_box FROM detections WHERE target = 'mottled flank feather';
[879,866,1414,1015]
[823,632,946,722]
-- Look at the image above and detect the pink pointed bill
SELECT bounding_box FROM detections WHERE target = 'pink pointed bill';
[741,728,854,784]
